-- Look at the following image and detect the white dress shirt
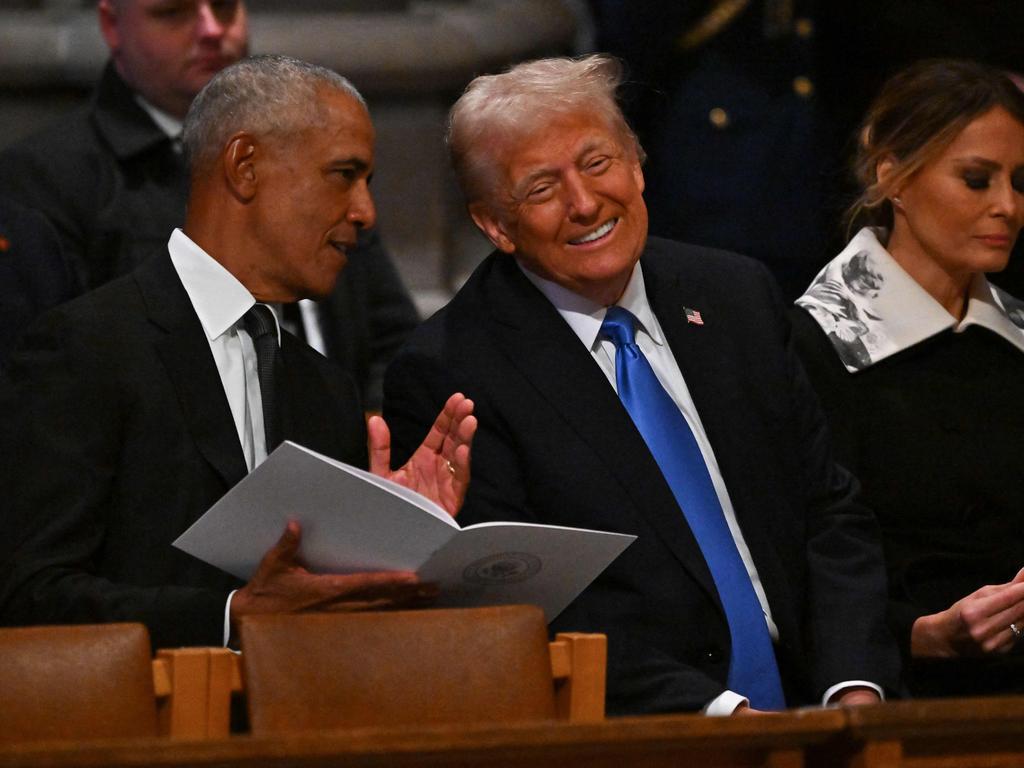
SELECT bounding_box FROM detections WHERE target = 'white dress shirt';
[520,260,881,713]
[168,228,281,643]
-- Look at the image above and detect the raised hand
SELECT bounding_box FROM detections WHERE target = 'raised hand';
[367,392,476,517]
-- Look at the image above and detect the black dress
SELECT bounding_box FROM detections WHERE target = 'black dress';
[792,306,1024,696]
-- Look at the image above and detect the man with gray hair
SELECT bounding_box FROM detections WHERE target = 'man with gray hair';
[0,55,475,650]
[384,55,900,715]
[0,1,419,408]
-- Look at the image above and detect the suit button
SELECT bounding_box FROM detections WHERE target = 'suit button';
[708,107,730,129]
[795,18,814,38]
[793,76,814,98]
[705,647,724,664]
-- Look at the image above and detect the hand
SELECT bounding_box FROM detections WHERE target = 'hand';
[230,521,432,632]
[911,568,1024,657]
[368,392,476,517]
[833,688,881,707]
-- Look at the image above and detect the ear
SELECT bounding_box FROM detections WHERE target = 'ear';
[631,158,645,195]
[469,202,516,255]
[223,134,258,202]
[876,155,898,195]
[97,0,120,53]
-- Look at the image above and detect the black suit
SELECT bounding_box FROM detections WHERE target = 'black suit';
[0,63,418,409]
[0,253,367,649]
[385,237,901,714]
[0,197,81,366]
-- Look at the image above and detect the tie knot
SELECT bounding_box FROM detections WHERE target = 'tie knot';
[601,306,638,348]
[244,304,278,342]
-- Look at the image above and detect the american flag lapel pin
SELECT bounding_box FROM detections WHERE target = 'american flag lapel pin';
[684,307,704,326]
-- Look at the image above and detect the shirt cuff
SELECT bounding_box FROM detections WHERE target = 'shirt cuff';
[822,680,884,706]
[704,689,749,716]
[223,590,237,647]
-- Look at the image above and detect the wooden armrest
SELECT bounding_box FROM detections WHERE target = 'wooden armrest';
[153,648,239,739]
[550,632,606,722]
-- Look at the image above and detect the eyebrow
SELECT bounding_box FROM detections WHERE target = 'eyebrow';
[511,138,614,197]
[951,156,1001,169]
[327,158,371,173]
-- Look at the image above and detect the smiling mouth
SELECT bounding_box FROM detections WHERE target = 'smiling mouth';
[569,218,617,245]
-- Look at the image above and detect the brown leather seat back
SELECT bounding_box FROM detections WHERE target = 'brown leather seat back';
[239,605,557,733]
[0,623,157,744]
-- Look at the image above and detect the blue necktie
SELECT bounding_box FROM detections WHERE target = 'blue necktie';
[601,306,785,710]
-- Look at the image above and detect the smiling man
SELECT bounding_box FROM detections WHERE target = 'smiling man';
[0,56,475,650]
[383,55,901,715]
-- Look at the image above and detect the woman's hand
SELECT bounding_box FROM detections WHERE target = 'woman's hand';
[911,568,1024,657]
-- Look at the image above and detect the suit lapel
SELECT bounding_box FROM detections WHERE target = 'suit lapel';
[479,256,720,603]
[134,254,249,489]
[278,333,366,465]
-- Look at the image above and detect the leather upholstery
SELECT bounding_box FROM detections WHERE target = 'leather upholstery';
[240,605,557,733]
[0,623,157,743]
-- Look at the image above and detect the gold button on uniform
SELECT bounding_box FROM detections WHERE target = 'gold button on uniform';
[709,107,730,128]
[793,76,814,98]
[795,17,814,38]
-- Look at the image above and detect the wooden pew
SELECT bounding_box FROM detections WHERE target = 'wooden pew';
[812,696,1024,768]
[0,709,846,768]
[151,631,606,739]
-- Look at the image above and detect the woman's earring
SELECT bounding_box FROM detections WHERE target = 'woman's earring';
[892,196,903,208]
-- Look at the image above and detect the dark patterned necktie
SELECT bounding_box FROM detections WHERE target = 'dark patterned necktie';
[600,306,785,710]
[243,304,283,451]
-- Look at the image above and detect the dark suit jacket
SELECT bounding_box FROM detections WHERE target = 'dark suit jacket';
[0,63,419,409]
[0,253,367,649]
[384,237,901,714]
[0,197,81,366]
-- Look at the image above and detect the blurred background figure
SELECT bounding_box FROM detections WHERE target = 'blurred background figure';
[584,1,1024,300]
[0,0,419,408]
[792,59,1024,697]
[0,196,81,366]
[586,0,825,300]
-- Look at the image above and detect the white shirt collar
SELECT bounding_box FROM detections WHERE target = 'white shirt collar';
[516,259,664,349]
[134,95,183,140]
[167,228,279,343]
[796,227,1024,372]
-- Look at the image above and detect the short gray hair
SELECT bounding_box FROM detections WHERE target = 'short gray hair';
[446,54,644,207]
[183,54,365,174]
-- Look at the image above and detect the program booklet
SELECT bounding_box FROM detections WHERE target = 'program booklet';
[173,441,635,621]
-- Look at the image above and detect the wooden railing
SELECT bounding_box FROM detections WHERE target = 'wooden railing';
[0,709,845,768]
[4,638,1024,768]
[3,698,1024,768]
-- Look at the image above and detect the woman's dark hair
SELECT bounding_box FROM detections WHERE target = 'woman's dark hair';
[847,59,1024,233]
